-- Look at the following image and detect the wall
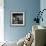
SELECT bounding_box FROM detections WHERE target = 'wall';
[0,0,4,42]
[4,0,40,42]
[40,0,46,27]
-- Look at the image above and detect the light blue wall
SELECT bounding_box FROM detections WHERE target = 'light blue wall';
[4,0,40,42]
[40,0,46,27]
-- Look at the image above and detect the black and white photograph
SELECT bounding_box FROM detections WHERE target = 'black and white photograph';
[11,12,25,26]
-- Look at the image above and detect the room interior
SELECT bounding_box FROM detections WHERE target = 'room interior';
[0,0,46,46]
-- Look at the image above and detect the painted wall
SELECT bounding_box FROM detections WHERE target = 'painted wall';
[40,0,46,27]
[4,0,40,42]
[0,0,4,42]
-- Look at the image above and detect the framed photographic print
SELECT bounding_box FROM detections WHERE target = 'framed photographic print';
[11,12,25,26]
